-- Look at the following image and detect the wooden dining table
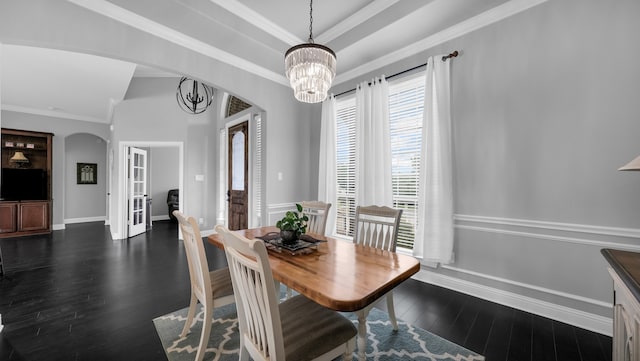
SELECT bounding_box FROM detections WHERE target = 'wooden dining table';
[208,226,420,361]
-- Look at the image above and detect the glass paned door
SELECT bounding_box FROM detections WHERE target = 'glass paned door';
[128,147,147,237]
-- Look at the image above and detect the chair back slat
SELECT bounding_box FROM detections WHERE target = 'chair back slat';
[175,211,211,303]
[353,205,403,252]
[300,201,332,235]
[216,225,285,361]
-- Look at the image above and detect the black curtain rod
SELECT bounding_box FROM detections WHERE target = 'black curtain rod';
[333,50,459,98]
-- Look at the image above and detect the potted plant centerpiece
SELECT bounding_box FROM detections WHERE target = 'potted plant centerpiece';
[276,203,308,245]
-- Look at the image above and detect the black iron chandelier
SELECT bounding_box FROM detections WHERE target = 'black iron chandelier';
[176,77,214,114]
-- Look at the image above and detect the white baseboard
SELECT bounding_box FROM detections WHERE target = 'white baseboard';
[413,269,612,336]
[64,216,107,224]
[52,223,65,230]
[151,215,170,221]
[441,264,611,309]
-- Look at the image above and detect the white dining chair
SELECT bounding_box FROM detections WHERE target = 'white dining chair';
[215,225,357,361]
[174,211,235,361]
[352,205,403,330]
[300,201,331,235]
[280,201,332,299]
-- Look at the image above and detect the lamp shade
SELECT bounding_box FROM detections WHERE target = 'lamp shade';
[619,155,640,171]
[285,43,336,103]
[10,151,29,163]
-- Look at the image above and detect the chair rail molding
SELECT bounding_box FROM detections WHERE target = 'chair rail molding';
[267,202,296,225]
[455,214,640,252]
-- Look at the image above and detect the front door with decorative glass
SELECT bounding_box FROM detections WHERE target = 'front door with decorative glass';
[228,121,248,230]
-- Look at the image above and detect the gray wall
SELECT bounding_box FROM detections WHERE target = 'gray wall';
[149,147,179,219]
[328,0,640,333]
[64,133,107,221]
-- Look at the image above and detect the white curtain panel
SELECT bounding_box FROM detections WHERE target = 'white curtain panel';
[414,56,454,265]
[318,95,338,234]
[355,77,393,207]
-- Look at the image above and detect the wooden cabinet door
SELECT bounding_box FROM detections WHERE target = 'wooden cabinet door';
[18,202,49,232]
[0,202,17,233]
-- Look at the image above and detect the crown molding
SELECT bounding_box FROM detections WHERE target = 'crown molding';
[67,0,290,87]
[334,0,550,86]
[207,0,302,46]
[210,0,399,47]
[2,104,107,124]
[66,0,550,90]
[133,64,178,78]
[315,0,400,44]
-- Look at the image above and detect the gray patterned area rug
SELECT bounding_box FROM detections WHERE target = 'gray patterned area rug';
[153,302,485,361]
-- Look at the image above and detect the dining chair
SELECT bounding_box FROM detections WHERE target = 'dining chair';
[282,201,332,299]
[173,211,235,361]
[300,201,332,235]
[352,205,403,331]
[215,225,357,361]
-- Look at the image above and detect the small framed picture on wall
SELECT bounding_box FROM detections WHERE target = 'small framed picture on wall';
[77,163,97,184]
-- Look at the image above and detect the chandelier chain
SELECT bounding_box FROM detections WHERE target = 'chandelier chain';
[308,0,314,43]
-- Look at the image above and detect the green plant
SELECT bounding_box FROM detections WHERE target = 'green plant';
[276,203,309,236]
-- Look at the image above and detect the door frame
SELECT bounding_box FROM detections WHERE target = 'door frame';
[119,141,183,239]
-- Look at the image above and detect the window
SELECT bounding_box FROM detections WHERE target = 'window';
[334,74,425,249]
[388,74,425,249]
[253,113,262,227]
[335,97,357,237]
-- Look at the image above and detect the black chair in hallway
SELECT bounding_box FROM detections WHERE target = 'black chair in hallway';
[167,189,179,221]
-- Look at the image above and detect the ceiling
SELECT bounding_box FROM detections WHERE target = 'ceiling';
[1,0,546,124]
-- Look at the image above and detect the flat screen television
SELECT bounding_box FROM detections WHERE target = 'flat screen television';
[1,168,47,201]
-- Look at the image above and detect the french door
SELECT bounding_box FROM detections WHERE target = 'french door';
[127,147,147,237]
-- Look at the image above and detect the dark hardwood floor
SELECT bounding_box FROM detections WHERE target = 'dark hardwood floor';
[0,221,611,361]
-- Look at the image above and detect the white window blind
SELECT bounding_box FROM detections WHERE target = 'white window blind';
[388,74,425,249]
[333,73,425,249]
[253,114,262,227]
[335,96,356,237]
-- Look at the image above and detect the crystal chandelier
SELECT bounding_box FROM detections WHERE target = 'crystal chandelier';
[284,0,336,103]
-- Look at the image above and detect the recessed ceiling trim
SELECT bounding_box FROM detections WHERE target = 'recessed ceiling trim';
[67,0,290,87]
[207,0,303,46]
[314,0,400,44]
[133,64,177,78]
[2,104,106,124]
[334,0,551,86]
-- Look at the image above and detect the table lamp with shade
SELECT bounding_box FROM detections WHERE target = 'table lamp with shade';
[9,151,29,168]
[619,155,640,171]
